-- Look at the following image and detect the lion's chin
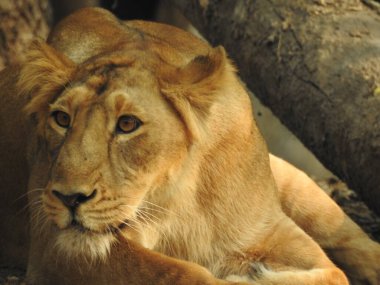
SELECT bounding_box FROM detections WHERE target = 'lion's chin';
[54,227,117,262]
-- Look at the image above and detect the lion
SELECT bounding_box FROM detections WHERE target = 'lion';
[0,7,379,285]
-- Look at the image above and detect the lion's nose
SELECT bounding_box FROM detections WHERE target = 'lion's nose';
[52,189,97,209]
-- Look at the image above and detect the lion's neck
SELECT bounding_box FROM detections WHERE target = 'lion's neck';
[137,125,282,272]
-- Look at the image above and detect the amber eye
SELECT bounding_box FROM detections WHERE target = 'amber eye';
[52,111,70,128]
[116,115,142,134]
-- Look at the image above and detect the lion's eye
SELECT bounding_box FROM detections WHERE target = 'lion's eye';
[116,115,142,134]
[52,111,71,128]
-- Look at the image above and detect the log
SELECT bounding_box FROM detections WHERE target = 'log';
[0,0,50,70]
[172,0,380,215]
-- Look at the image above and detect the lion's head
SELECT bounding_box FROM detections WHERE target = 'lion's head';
[18,36,241,261]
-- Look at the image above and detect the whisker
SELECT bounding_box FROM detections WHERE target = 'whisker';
[117,218,144,236]
[114,202,171,241]
[30,205,50,237]
[118,194,179,217]
[136,209,160,224]
[30,207,44,224]
[141,199,176,214]
[15,199,43,216]
[138,205,171,217]
[136,209,150,226]
[133,208,172,246]
[12,188,44,205]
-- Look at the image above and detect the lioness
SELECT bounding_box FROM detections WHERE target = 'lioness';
[1,7,379,285]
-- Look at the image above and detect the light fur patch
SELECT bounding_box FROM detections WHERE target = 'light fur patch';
[225,275,255,283]
[225,263,268,284]
[54,229,117,262]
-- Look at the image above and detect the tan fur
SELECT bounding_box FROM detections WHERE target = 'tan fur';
[1,7,379,285]
[270,155,380,284]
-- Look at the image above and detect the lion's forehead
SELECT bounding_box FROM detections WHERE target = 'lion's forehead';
[53,66,161,117]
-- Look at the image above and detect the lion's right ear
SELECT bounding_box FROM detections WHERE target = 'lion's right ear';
[18,41,76,116]
[160,46,234,142]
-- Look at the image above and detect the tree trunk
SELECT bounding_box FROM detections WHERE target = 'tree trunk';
[0,0,50,70]
[172,0,380,215]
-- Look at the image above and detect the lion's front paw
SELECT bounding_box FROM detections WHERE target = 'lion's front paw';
[225,275,256,284]
[225,262,267,284]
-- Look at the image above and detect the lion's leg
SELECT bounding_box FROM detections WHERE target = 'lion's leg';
[227,217,348,285]
[114,236,249,285]
[269,154,380,284]
[27,234,249,285]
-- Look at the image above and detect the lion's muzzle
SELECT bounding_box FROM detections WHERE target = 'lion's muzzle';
[52,189,97,210]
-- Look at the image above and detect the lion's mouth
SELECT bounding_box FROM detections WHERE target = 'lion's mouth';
[69,219,91,233]
[66,218,129,235]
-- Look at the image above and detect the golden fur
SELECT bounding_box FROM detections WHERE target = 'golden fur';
[0,7,379,285]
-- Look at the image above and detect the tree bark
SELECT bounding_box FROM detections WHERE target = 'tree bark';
[0,0,50,70]
[172,0,380,215]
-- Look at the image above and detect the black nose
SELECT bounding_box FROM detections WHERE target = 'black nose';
[52,189,97,209]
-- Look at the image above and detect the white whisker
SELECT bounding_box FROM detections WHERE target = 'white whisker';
[117,218,144,236]
[12,188,44,204]
[16,198,43,217]
[119,194,179,217]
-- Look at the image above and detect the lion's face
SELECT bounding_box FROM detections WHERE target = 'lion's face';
[24,53,192,260]
[19,42,227,260]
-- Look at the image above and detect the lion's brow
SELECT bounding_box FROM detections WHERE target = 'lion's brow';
[78,61,135,96]
[72,66,112,96]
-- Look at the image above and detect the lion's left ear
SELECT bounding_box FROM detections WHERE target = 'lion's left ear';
[160,46,233,142]
[18,41,76,116]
